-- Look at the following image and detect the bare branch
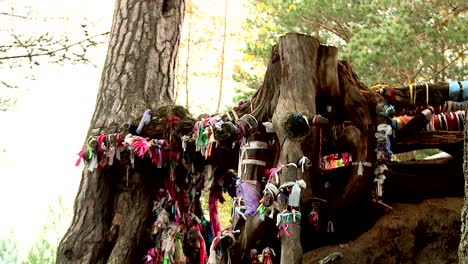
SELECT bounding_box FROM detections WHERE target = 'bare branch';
[0,12,30,19]
[0,32,110,61]
[0,12,70,20]
[0,80,18,89]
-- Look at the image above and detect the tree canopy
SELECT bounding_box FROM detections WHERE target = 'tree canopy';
[235,0,467,91]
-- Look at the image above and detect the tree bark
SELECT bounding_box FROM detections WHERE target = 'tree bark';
[459,109,468,262]
[88,0,184,136]
[57,1,185,263]
[268,33,340,264]
[380,82,466,109]
[392,131,463,155]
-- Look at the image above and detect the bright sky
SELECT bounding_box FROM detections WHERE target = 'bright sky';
[0,0,248,260]
[0,0,114,257]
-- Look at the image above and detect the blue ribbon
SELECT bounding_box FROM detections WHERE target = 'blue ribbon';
[462,81,468,100]
[449,81,460,101]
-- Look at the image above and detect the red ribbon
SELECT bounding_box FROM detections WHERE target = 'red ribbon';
[97,134,106,152]
[75,145,86,166]
[391,87,396,106]
[308,211,320,233]
[166,116,180,127]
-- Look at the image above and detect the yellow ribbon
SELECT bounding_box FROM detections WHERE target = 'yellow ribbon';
[409,83,414,105]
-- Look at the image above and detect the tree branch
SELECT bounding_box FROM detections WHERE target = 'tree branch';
[0,12,69,20]
[0,32,110,61]
[433,47,468,76]
[300,17,350,44]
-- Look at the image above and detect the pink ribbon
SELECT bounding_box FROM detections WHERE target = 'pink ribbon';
[75,145,86,166]
[265,163,283,184]
[132,137,149,158]
[277,224,290,238]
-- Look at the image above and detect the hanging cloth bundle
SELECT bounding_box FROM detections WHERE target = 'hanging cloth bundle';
[279,179,307,208]
[236,179,262,216]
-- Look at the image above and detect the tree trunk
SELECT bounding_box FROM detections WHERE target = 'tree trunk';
[57,1,185,263]
[459,108,468,262]
[267,33,339,264]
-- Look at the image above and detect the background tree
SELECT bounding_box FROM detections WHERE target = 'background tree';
[56,0,185,263]
[233,0,467,94]
[0,228,19,264]
[175,0,246,114]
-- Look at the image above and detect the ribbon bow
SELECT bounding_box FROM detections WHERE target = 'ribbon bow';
[351,161,372,176]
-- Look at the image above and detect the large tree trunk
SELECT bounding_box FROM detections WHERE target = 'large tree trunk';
[459,109,468,262]
[267,33,339,264]
[57,1,185,263]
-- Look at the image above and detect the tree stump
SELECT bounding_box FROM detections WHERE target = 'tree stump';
[248,33,341,264]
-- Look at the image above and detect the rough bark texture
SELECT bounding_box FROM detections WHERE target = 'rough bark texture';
[459,109,468,263]
[392,131,463,155]
[88,0,184,136]
[381,82,463,109]
[240,33,379,263]
[57,1,185,263]
[269,33,339,264]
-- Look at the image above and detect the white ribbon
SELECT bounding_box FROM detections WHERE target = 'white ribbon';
[374,164,388,175]
[425,83,429,105]
[374,175,386,197]
[351,161,372,176]
[327,221,334,233]
[298,156,311,172]
[377,124,392,135]
[279,179,307,208]
[181,135,190,152]
[264,182,279,196]
[421,109,433,121]
[136,109,152,134]
[238,141,269,177]
[107,146,116,165]
[88,155,98,172]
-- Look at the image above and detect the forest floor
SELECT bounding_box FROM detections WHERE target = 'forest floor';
[303,197,463,264]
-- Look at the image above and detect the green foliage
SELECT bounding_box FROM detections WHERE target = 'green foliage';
[22,196,69,264]
[234,0,467,93]
[201,191,233,229]
[231,65,261,104]
[0,229,19,264]
[23,236,54,264]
